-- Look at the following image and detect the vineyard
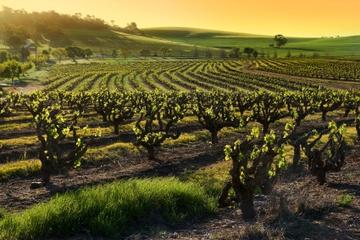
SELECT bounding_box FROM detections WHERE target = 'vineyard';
[43,59,360,94]
[0,83,360,238]
[0,59,360,239]
[253,58,360,81]
[1,1,360,238]
[44,60,322,93]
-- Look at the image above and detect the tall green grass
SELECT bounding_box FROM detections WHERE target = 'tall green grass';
[0,178,216,240]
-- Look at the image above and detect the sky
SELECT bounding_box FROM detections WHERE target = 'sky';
[1,0,360,37]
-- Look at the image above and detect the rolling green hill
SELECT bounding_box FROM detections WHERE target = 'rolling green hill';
[0,8,219,57]
[143,27,360,57]
[142,27,269,38]
[286,36,360,56]
[1,5,359,58]
[1,27,219,57]
[59,28,204,53]
[2,25,360,57]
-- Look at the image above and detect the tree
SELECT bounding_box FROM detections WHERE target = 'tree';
[2,60,22,86]
[4,28,29,50]
[124,22,142,35]
[20,47,30,62]
[29,54,48,70]
[140,49,151,58]
[205,49,213,59]
[274,34,288,48]
[243,47,255,58]
[66,47,78,62]
[0,51,9,63]
[66,46,85,62]
[229,48,240,58]
[161,48,170,57]
[219,49,227,59]
[121,48,131,59]
[42,50,50,56]
[51,48,67,63]
[21,62,32,76]
[252,50,258,58]
[84,49,93,59]
[112,49,118,58]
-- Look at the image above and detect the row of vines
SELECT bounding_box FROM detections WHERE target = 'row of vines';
[44,60,320,93]
[1,88,359,220]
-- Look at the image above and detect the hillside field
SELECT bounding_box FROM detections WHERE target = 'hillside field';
[143,27,360,57]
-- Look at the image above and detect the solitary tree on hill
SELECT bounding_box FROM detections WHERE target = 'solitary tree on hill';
[274,34,288,48]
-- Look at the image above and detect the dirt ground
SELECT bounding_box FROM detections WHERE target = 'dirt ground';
[39,148,359,240]
[144,153,360,240]
[0,135,231,211]
[1,134,359,240]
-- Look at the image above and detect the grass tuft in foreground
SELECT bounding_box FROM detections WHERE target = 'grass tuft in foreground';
[0,160,41,181]
[0,178,216,240]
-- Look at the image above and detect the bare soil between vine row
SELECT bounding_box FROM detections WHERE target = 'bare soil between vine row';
[0,116,359,239]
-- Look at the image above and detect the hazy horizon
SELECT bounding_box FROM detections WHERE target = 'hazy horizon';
[1,0,360,38]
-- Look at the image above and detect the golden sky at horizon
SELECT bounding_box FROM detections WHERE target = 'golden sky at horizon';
[1,0,359,37]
